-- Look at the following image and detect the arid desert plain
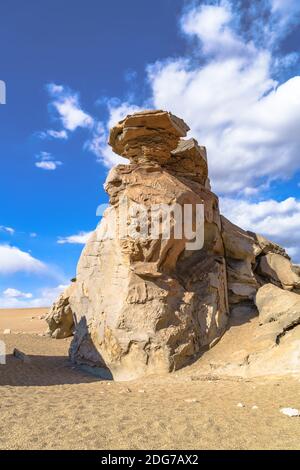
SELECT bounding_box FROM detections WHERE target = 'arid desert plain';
[1,307,300,450]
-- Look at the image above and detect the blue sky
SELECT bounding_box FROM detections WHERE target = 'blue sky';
[0,0,300,307]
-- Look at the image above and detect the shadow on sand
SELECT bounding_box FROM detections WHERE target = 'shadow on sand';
[0,353,108,387]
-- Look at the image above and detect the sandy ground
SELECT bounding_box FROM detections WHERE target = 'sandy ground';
[0,308,300,450]
[0,308,48,334]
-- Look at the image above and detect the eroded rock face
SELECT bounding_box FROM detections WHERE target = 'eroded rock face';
[220,217,300,310]
[46,285,75,339]
[220,216,259,306]
[67,110,229,380]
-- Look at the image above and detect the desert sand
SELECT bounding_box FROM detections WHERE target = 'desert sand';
[0,308,48,334]
[0,308,300,450]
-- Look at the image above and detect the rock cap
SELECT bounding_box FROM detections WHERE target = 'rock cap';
[109,109,190,164]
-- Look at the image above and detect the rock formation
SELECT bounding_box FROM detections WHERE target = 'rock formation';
[46,284,75,339]
[47,109,300,380]
[220,217,300,309]
[67,110,229,381]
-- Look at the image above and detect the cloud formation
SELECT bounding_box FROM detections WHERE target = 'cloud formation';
[57,231,93,245]
[37,1,300,261]
[46,83,94,132]
[78,1,299,196]
[85,101,140,167]
[35,151,62,171]
[0,226,15,235]
[146,1,300,195]
[221,196,300,262]
[0,284,68,308]
[3,288,33,299]
[0,244,46,274]
[38,129,68,140]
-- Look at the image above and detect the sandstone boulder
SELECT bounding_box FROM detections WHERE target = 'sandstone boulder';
[293,265,300,294]
[68,110,229,380]
[167,138,208,186]
[46,285,75,339]
[251,233,289,258]
[221,216,259,261]
[221,217,300,308]
[221,217,259,305]
[109,109,189,164]
[257,253,300,291]
[255,283,300,325]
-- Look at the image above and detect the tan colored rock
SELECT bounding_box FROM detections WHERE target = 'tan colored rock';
[255,283,300,325]
[241,284,300,377]
[293,265,300,294]
[189,285,300,379]
[109,110,189,164]
[221,216,300,307]
[67,111,229,380]
[293,265,300,277]
[49,108,300,381]
[252,233,289,259]
[257,253,300,290]
[46,285,75,339]
[167,138,208,185]
[221,216,259,262]
[220,217,259,305]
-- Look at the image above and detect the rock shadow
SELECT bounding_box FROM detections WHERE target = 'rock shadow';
[0,353,104,387]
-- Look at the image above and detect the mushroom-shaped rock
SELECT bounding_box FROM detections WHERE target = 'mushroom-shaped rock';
[66,110,229,380]
[109,110,190,164]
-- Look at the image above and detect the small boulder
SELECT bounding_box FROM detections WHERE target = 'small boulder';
[257,253,300,291]
[280,408,300,417]
[46,285,75,339]
[255,283,300,325]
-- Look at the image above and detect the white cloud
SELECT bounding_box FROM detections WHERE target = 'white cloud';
[84,121,122,168]
[0,284,68,308]
[35,161,62,171]
[3,288,33,299]
[47,83,94,132]
[57,231,93,245]
[271,0,300,25]
[87,2,300,195]
[181,2,253,59]
[0,244,46,274]
[29,284,68,307]
[35,151,62,171]
[86,101,141,167]
[144,1,300,195]
[220,196,300,262]
[38,129,68,140]
[0,226,15,235]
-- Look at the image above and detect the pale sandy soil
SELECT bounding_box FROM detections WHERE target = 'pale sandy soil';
[0,308,48,334]
[0,308,300,450]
